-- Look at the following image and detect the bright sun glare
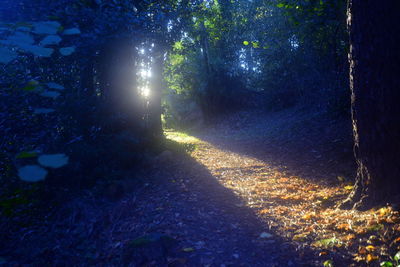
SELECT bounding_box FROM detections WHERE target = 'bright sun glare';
[138,68,152,98]
[141,86,150,97]
[140,69,152,78]
[137,45,153,99]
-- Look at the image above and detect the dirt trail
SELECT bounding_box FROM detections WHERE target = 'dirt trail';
[175,109,399,267]
[5,107,379,267]
[159,108,357,266]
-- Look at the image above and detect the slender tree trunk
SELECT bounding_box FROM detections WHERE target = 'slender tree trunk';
[147,46,164,140]
[200,22,211,76]
[341,0,400,209]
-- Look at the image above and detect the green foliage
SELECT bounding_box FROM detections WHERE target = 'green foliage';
[380,251,400,267]
[394,251,400,262]
[162,0,349,118]
[251,41,259,48]
[380,261,394,267]
[164,39,203,96]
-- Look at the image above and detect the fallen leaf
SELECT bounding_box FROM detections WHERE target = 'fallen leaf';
[337,223,350,231]
[366,254,378,263]
[343,234,356,241]
[302,213,314,220]
[259,208,269,214]
[378,207,391,216]
[365,245,375,251]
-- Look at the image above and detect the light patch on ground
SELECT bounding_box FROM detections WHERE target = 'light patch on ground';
[165,130,201,144]
[167,129,400,266]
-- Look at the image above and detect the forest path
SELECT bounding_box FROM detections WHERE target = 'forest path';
[163,108,400,267]
[9,108,393,267]
[159,108,356,266]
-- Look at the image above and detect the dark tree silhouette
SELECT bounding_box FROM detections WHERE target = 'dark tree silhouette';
[148,45,165,139]
[342,0,400,209]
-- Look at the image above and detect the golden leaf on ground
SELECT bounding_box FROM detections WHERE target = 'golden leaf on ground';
[337,223,349,231]
[343,234,356,241]
[378,207,391,216]
[259,208,269,214]
[365,245,375,251]
[302,213,314,220]
[353,254,364,262]
[366,254,378,263]
[356,228,367,235]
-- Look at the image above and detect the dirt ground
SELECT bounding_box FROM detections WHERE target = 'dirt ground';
[3,107,399,266]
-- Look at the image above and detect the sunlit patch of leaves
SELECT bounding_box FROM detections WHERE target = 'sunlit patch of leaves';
[165,130,200,154]
[176,132,400,266]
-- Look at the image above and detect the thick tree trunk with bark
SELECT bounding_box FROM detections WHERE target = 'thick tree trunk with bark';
[341,0,400,209]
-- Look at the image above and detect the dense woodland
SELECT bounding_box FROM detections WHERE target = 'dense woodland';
[0,0,399,266]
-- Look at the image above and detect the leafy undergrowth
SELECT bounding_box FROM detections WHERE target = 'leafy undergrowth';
[166,111,400,267]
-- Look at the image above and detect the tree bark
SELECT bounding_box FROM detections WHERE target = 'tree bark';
[341,0,400,210]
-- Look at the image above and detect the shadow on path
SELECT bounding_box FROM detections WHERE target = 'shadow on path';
[2,147,311,266]
[144,151,313,266]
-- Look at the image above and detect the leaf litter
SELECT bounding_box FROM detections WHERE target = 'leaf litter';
[168,108,400,266]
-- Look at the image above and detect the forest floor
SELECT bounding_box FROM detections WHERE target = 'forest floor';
[2,106,400,266]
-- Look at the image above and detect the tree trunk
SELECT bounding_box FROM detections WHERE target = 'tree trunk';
[200,22,211,76]
[341,0,400,209]
[147,46,164,140]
